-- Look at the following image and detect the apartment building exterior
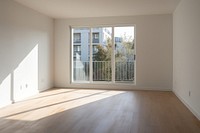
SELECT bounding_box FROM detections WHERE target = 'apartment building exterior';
[73,28,112,61]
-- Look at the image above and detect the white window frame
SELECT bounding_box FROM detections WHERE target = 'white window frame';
[70,25,136,85]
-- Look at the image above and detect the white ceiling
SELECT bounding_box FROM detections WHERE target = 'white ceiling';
[14,0,181,19]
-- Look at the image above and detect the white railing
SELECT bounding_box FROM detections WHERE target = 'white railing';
[73,61,134,82]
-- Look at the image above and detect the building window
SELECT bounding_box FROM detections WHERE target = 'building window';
[115,37,122,43]
[88,45,98,55]
[73,45,81,60]
[93,45,98,53]
[73,33,81,43]
[71,26,135,84]
[74,45,81,52]
[92,33,99,43]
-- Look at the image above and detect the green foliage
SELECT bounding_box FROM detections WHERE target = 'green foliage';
[93,35,134,62]
[94,45,107,61]
[93,38,112,61]
[93,38,112,80]
[121,34,134,62]
[93,35,134,81]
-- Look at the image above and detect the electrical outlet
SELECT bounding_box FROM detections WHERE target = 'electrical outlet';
[20,85,22,90]
[189,91,191,96]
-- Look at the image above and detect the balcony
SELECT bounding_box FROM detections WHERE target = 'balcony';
[73,61,134,82]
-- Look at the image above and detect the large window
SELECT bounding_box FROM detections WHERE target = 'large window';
[71,26,135,84]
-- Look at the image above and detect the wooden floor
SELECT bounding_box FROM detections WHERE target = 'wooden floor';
[0,89,199,133]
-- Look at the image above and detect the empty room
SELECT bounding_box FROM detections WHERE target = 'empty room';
[0,0,200,133]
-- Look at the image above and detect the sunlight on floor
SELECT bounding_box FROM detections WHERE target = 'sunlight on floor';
[0,89,125,121]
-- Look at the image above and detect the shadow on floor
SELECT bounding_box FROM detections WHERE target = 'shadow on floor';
[0,90,199,133]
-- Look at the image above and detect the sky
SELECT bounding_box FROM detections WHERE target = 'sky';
[104,26,135,40]
[114,27,134,39]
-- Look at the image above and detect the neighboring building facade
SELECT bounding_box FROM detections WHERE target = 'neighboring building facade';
[73,28,112,61]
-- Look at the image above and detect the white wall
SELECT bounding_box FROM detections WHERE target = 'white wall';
[55,14,173,90]
[0,0,54,107]
[173,0,200,120]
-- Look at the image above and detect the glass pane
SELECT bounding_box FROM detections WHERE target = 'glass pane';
[92,27,112,82]
[114,27,135,83]
[72,28,90,82]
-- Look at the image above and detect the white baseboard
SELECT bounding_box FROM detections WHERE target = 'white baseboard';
[53,83,172,91]
[173,90,200,121]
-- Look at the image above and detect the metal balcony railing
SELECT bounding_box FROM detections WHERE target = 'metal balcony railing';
[73,61,134,82]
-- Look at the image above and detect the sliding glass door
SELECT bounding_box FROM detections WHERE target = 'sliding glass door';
[72,28,90,82]
[114,27,135,82]
[72,26,135,84]
[92,27,112,82]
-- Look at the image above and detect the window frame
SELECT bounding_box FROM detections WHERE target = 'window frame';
[70,25,136,85]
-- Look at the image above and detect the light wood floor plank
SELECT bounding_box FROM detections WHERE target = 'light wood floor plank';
[0,88,199,133]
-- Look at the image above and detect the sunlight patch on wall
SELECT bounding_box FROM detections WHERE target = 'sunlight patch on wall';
[13,45,39,101]
[0,74,11,108]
